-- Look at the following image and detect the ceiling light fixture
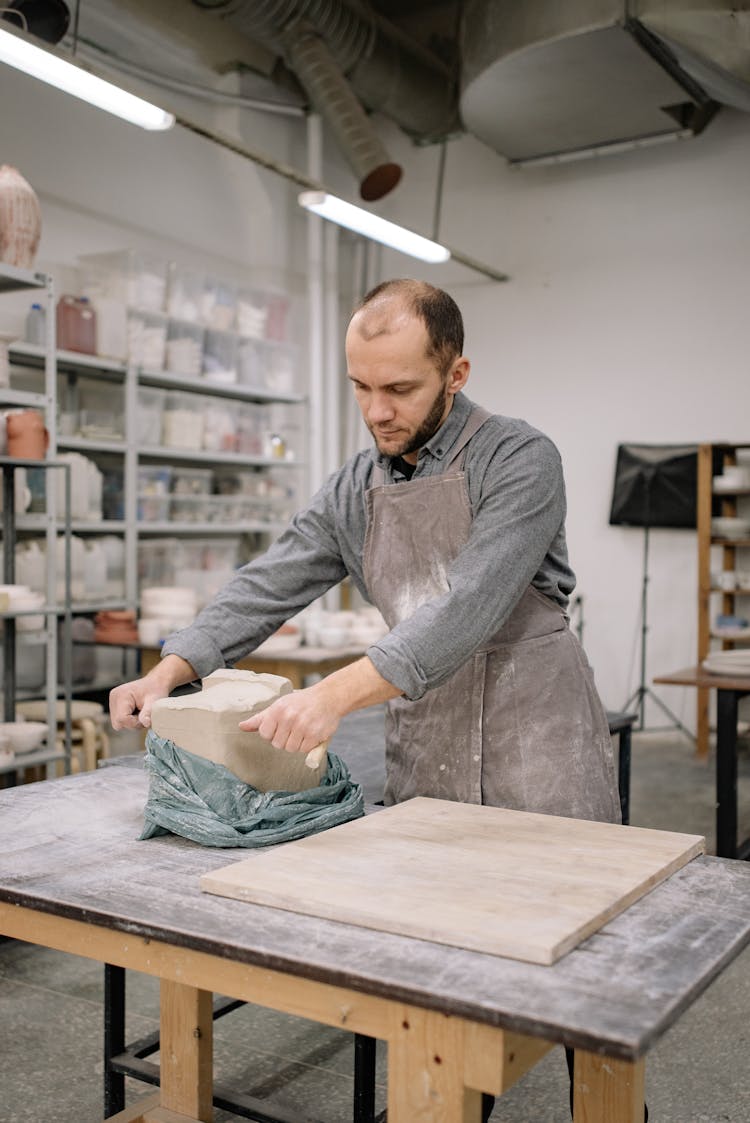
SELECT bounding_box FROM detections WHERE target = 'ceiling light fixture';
[0,25,175,130]
[298,191,450,265]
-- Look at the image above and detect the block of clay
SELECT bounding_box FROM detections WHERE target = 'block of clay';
[150,669,327,792]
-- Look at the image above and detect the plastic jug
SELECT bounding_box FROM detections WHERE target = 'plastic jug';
[56,295,96,354]
[25,302,46,345]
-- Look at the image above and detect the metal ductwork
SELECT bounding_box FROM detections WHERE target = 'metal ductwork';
[460,1,750,164]
[192,0,457,199]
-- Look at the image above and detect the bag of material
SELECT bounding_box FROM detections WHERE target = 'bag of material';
[140,729,364,848]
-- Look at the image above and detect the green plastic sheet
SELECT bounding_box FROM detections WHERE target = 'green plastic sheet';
[140,729,364,848]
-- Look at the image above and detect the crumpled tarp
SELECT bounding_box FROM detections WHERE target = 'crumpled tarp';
[139,729,364,847]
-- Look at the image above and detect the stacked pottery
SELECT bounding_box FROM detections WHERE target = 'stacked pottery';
[0,166,42,269]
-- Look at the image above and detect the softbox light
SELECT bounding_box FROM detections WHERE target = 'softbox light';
[609,443,698,530]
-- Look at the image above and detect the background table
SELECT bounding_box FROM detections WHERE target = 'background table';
[1,768,749,1122]
[654,664,750,859]
[140,643,366,689]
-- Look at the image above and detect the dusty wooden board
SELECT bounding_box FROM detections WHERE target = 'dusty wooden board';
[200,797,705,965]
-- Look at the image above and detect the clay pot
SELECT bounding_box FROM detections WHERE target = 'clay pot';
[6,410,48,459]
[0,165,42,270]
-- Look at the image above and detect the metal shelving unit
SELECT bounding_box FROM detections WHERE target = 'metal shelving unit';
[9,327,305,644]
[0,266,74,780]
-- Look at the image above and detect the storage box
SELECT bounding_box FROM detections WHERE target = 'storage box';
[166,320,204,377]
[202,330,238,384]
[162,391,204,450]
[167,264,205,322]
[170,466,213,496]
[137,465,172,522]
[201,279,236,331]
[128,311,167,370]
[137,387,166,446]
[79,250,168,313]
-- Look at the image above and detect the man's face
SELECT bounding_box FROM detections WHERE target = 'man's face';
[345,313,466,464]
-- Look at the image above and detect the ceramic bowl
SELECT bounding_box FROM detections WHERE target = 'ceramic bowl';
[712,517,750,539]
[318,626,351,648]
[0,721,48,753]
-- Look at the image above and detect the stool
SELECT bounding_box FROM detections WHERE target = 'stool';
[606,709,637,826]
[16,700,110,773]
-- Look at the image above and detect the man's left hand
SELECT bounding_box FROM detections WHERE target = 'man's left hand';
[238,682,340,754]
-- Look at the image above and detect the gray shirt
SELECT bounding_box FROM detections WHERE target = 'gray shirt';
[162,392,575,700]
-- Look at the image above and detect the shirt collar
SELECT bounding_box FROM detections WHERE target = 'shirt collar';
[371,390,474,473]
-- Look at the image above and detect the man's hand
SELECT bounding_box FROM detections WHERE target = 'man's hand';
[109,654,197,730]
[238,656,402,753]
[239,682,340,753]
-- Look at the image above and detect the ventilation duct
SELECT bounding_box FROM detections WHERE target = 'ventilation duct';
[460,1,750,164]
[192,0,457,199]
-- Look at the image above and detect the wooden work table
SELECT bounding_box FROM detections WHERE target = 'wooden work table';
[140,643,367,689]
[654,665,750,859]
[1,768,749,1122]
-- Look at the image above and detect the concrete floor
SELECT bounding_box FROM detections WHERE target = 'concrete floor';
[0,712,748,1123]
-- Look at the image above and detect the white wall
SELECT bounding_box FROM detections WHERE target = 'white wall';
[2,53,749,729]
[374,110,750,726]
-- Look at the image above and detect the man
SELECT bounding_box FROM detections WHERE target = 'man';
[111,278,619,825]
[111,278,622,1123]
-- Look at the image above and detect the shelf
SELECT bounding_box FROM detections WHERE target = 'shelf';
[710,537,750,546]
[139,367,304,404]
[0,387,47,408]
[0,263,46,293]
[710,630,750,643]
[138,445,300,468]
[58,435,125,454]
[14,516,126,534]
[137,520,287,535]
[0,746,64,775]
[10,341,127,378]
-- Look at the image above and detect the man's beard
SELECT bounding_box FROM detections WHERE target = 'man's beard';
[371,381,449,459]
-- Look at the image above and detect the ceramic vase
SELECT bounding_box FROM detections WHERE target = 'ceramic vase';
[0,165,42,270]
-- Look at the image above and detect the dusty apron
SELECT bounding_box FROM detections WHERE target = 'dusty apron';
[363,406,621,824]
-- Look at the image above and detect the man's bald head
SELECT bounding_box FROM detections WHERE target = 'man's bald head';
[350,279,464,377]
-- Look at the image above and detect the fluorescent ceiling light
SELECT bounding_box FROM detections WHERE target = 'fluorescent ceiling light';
[299,191,450,264]
[0,27,174,131]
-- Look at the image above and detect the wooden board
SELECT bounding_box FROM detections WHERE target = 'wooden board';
[200,797,705,965]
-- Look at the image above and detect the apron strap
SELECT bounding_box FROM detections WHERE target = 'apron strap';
[445,405,493,471]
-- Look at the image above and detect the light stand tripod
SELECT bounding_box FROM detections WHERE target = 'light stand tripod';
[622,519,694,738]
[610,443,698,740]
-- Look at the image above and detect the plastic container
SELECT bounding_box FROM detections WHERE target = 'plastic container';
[236,289,269,339]
[201,279,236,331]
[56,295,96,354]
[261,342,297,393]
[25,302,46,345]
[166,264,205,322]
[138,537,180,589]
[234,403,264,457]
[162,391,204,450]
[170,466,213,496]
[137,465,172,522]
[137,387,166,446]
[166,320,204,377]
[127,311,167,369]
[78,250,167,313]
[202,400,237,453]
[202,330,238,384]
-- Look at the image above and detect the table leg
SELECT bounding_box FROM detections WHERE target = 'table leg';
[104,964,126,1117]
[715,689,738,859]
[572,1050,645,1123]
[387,1006,482,1122]
[617,726,632,826]
[159,980,213,1122]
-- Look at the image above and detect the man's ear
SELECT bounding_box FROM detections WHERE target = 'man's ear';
[447,356,470,396]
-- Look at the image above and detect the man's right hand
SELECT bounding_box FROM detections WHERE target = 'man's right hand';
[109,654,197,730]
